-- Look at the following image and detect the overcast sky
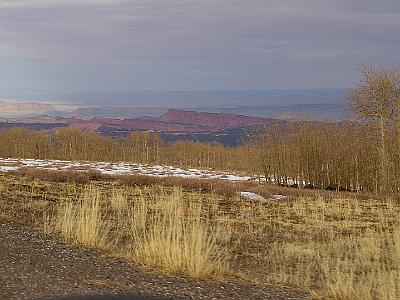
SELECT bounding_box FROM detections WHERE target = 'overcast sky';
[0,0,399,95]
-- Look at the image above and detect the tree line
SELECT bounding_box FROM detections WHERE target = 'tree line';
[0,128,259,173]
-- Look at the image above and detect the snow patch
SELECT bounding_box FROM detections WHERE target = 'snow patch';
[272,194,288,200]
[0,158,256,182]
[237,192,265,201]
[0,166,18,172]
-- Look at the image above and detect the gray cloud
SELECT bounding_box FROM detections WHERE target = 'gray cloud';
[0,0,399,93]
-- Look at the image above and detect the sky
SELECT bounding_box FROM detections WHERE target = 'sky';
[0,0,399,95]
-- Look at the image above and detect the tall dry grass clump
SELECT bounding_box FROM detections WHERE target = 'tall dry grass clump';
[127,189,231,278]
[110,188,128,213]
[53,186,109,248]
[46,185,231,279]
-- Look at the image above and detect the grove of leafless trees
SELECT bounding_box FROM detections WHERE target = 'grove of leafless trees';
[0,66,399,194]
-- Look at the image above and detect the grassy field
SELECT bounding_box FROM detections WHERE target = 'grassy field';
[1,172,400,299]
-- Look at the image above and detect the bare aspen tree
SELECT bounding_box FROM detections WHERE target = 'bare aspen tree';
[392,68,400,157]
[351,65,396,193]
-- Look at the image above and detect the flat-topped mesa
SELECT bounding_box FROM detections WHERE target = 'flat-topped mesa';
[159,108,273,129]
[0,100,54,110]
[99,117,214,133]
[0,100,56,117]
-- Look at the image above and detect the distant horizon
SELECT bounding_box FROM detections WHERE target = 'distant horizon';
[1,87,349,95]
[0,87,349,107]
[0,88,349,120]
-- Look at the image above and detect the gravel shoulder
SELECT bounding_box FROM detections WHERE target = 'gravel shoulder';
[0,222,309,300]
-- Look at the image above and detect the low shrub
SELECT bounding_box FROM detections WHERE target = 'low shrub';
[118,174,240,196]
[10,167,110,184]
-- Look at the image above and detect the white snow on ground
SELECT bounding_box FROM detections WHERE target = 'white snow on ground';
[237,192,265,201]
[0,166,18,172]
[237,192,289,201]
[0,157,257,182]
[272,194,288,200]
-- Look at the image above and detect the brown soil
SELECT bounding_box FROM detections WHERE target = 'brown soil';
[0,222,309,300]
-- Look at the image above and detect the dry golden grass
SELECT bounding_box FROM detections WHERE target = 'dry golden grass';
[232,196,400,300]
[2,173,400,299]
[110,188,128,213]
[126,189,231,278]
[50,186,109,248]
[44,185,231,279]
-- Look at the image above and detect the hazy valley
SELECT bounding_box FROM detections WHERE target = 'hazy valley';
[0,89,347,146]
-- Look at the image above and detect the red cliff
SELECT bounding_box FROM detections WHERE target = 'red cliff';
[159,109,273,130]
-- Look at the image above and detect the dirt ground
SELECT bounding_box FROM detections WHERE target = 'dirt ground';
[0,222,309,300]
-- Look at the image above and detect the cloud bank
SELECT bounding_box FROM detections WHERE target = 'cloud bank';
[0,0,399,93]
